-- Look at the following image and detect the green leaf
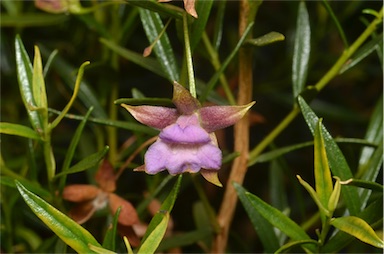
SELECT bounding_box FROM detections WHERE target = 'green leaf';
[314,119,333,214]
[15,180,101,253]
[292,1,311,99]
[54,146,109,178]
[32,46,48,130]
[328,177,341,213]
[141,175,182,243]
[340,33,383,74]
[340,178,383,192]
[139,9,179,82]
[99,38,166,79]
[138,212,170,254]
[48,108,158,136]
[114,97,173,106]
[15,35,44,134]
[212,1,226,50]
[234,183,279,253]
[127,0,183,20]
[234,183,314,252]
[0,122,41,140]
[275,239,319,253]
[296,175,330,217]
[158,228,212,252]
[331,216,384,248]
[322,198,383,252]
[298,96,362,215]
[245,31,285,47]
[190,0,213,51]
[0,176,51,198]
[102,207,121,251]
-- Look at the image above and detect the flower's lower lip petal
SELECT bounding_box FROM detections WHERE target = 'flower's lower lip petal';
[144,140,169,174]
[160,123,210,144]
[197,143,222,170]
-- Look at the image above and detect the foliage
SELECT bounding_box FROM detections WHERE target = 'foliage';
[1,0,383,253]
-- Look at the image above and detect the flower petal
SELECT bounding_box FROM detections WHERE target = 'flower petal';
[121,104,179,130]
[145,140,169,174]
[160,116,210,144]
[199,102,255,132]
[196,143,222,170]
[62,185,100,202]
[95,159,116,192]
[172,81,200,115]
[108,193,139,226]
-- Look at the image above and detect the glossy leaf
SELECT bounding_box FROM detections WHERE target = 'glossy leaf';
[88,245,115,254]
[1,176,51,198]
[32,46,48,129]
[15,181,101,253]
[234,183,313,248]
[139,8,179,82]
[292,1,311,99]
[298,96,361,215]
[138,212,170,254]
[15,35,43,134]
[127,0,183,20]
[322,198,383,252]
[235,182,279,253]
[54,146,109,178]
[0,122,41,140]
[331,216,384,248]
[314,119,333,214]
[328,177,341,213]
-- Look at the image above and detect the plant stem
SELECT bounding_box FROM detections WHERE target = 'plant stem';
[183,12,196,98]
[212,1,261,252]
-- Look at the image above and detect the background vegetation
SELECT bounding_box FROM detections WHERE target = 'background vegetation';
[1,0,383,253]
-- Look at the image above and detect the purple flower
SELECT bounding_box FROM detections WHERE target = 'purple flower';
[121,82,254,186]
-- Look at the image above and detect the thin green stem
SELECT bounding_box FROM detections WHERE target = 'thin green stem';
[50,61,90,130]
[322,0,349,48]
[183,12,196,98]
[249,9,383,162]
[202,32,236,105]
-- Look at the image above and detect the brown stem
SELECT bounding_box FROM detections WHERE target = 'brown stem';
[212,0,259,252]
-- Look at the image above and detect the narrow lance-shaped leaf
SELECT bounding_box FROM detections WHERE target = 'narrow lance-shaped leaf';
[54,146,109,178]
[234,183,315,252]
[234,182,279,253]
[0,122,41,140]
[298,96,361,215]
[15,181,101,253]
[15,35,44,134]
[141,175,182,243]
[331,216,384,249]
[190,0,213,51]
[139,8,179,82]
[314,118,333,215]
[138,212,170,254]
[292,1,311,99]
[32,45,48,131]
